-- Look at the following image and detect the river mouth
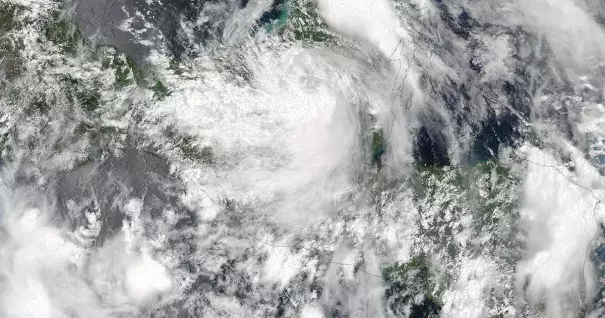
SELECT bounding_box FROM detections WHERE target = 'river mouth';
[1,0,605,317]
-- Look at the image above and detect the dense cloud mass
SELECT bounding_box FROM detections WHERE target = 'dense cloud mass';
[1,0,605,317]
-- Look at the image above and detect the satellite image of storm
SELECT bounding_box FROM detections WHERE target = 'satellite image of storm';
[2,0,605,317]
